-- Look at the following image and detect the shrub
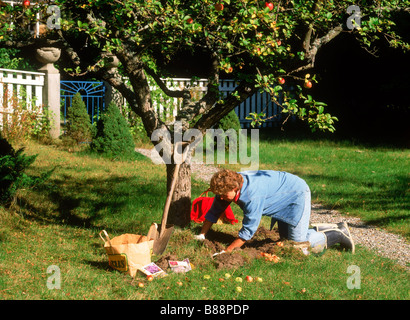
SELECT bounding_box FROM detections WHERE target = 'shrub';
[0,48,25,69]
[91,102,136,158]
[65,93,93,144]
[0,134,53,207]
[215,109,242,132]
[211,109,242,151]
[0,87,51,142]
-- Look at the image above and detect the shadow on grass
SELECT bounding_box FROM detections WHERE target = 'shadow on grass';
[20,173,166,235]
[205,228,237,245]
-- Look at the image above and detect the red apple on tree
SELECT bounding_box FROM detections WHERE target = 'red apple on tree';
[304,81,312,89]
[23,0,30,7]
[278,77,285,85]
[186,17,194,24]
[265,2,274,11]
[215,3,224,11]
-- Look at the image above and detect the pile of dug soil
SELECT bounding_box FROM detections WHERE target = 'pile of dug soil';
[204,226,308,269]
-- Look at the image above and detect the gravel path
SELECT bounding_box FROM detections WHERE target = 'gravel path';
[309,203,409,269]
[136,148,409,270]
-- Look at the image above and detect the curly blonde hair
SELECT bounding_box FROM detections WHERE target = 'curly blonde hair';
[210,169,243,195]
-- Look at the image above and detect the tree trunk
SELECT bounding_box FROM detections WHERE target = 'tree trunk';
[166,161,192,227]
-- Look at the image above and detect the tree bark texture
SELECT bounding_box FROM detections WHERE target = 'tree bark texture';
[166,162,192,227]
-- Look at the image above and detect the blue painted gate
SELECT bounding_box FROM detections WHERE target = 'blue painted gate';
[61,81,106,124]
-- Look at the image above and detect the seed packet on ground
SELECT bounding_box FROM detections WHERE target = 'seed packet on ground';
[139,262,167,277]
[168,258,193,273]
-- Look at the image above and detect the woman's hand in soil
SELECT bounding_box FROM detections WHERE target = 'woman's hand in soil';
[226,238,246,252]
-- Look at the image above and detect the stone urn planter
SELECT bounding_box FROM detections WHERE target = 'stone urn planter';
[36,47,61,74]
[36,47,61,65]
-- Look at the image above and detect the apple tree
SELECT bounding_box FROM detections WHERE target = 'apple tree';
[1,0,409,226]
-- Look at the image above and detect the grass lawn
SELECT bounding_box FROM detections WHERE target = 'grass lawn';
[0,138,409,300]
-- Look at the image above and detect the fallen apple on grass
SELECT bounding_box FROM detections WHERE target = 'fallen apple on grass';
[138,282,144,288]
[255,277,263,282]
[245,276,253,283]
[236,286,243,293]
[147,275,154,281]
[261,252,280,263]
[235,277,243,283]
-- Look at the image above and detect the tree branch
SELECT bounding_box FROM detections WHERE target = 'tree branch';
[306,25,343,62]
[290,24,344,75]
[115,45,160,136]
[144,66,186,98]
[194,80,256,134]
[176,53,221,126]
[96,68,138,110]
[303,24,314,52]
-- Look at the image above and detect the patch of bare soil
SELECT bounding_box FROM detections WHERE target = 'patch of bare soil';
[205,226,308,269]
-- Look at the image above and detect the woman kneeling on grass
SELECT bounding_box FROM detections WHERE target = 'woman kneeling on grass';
[195,169,355,254]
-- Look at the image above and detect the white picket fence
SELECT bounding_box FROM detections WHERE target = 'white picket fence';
[0,68,45,127]
[0,68,282,131]
[150,78,207,121]
[145,78,282,128]
[219,79,283,127]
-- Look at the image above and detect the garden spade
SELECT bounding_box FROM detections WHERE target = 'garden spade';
[149,142,189,255]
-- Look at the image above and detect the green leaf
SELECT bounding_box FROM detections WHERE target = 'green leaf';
[304,95,313,104]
